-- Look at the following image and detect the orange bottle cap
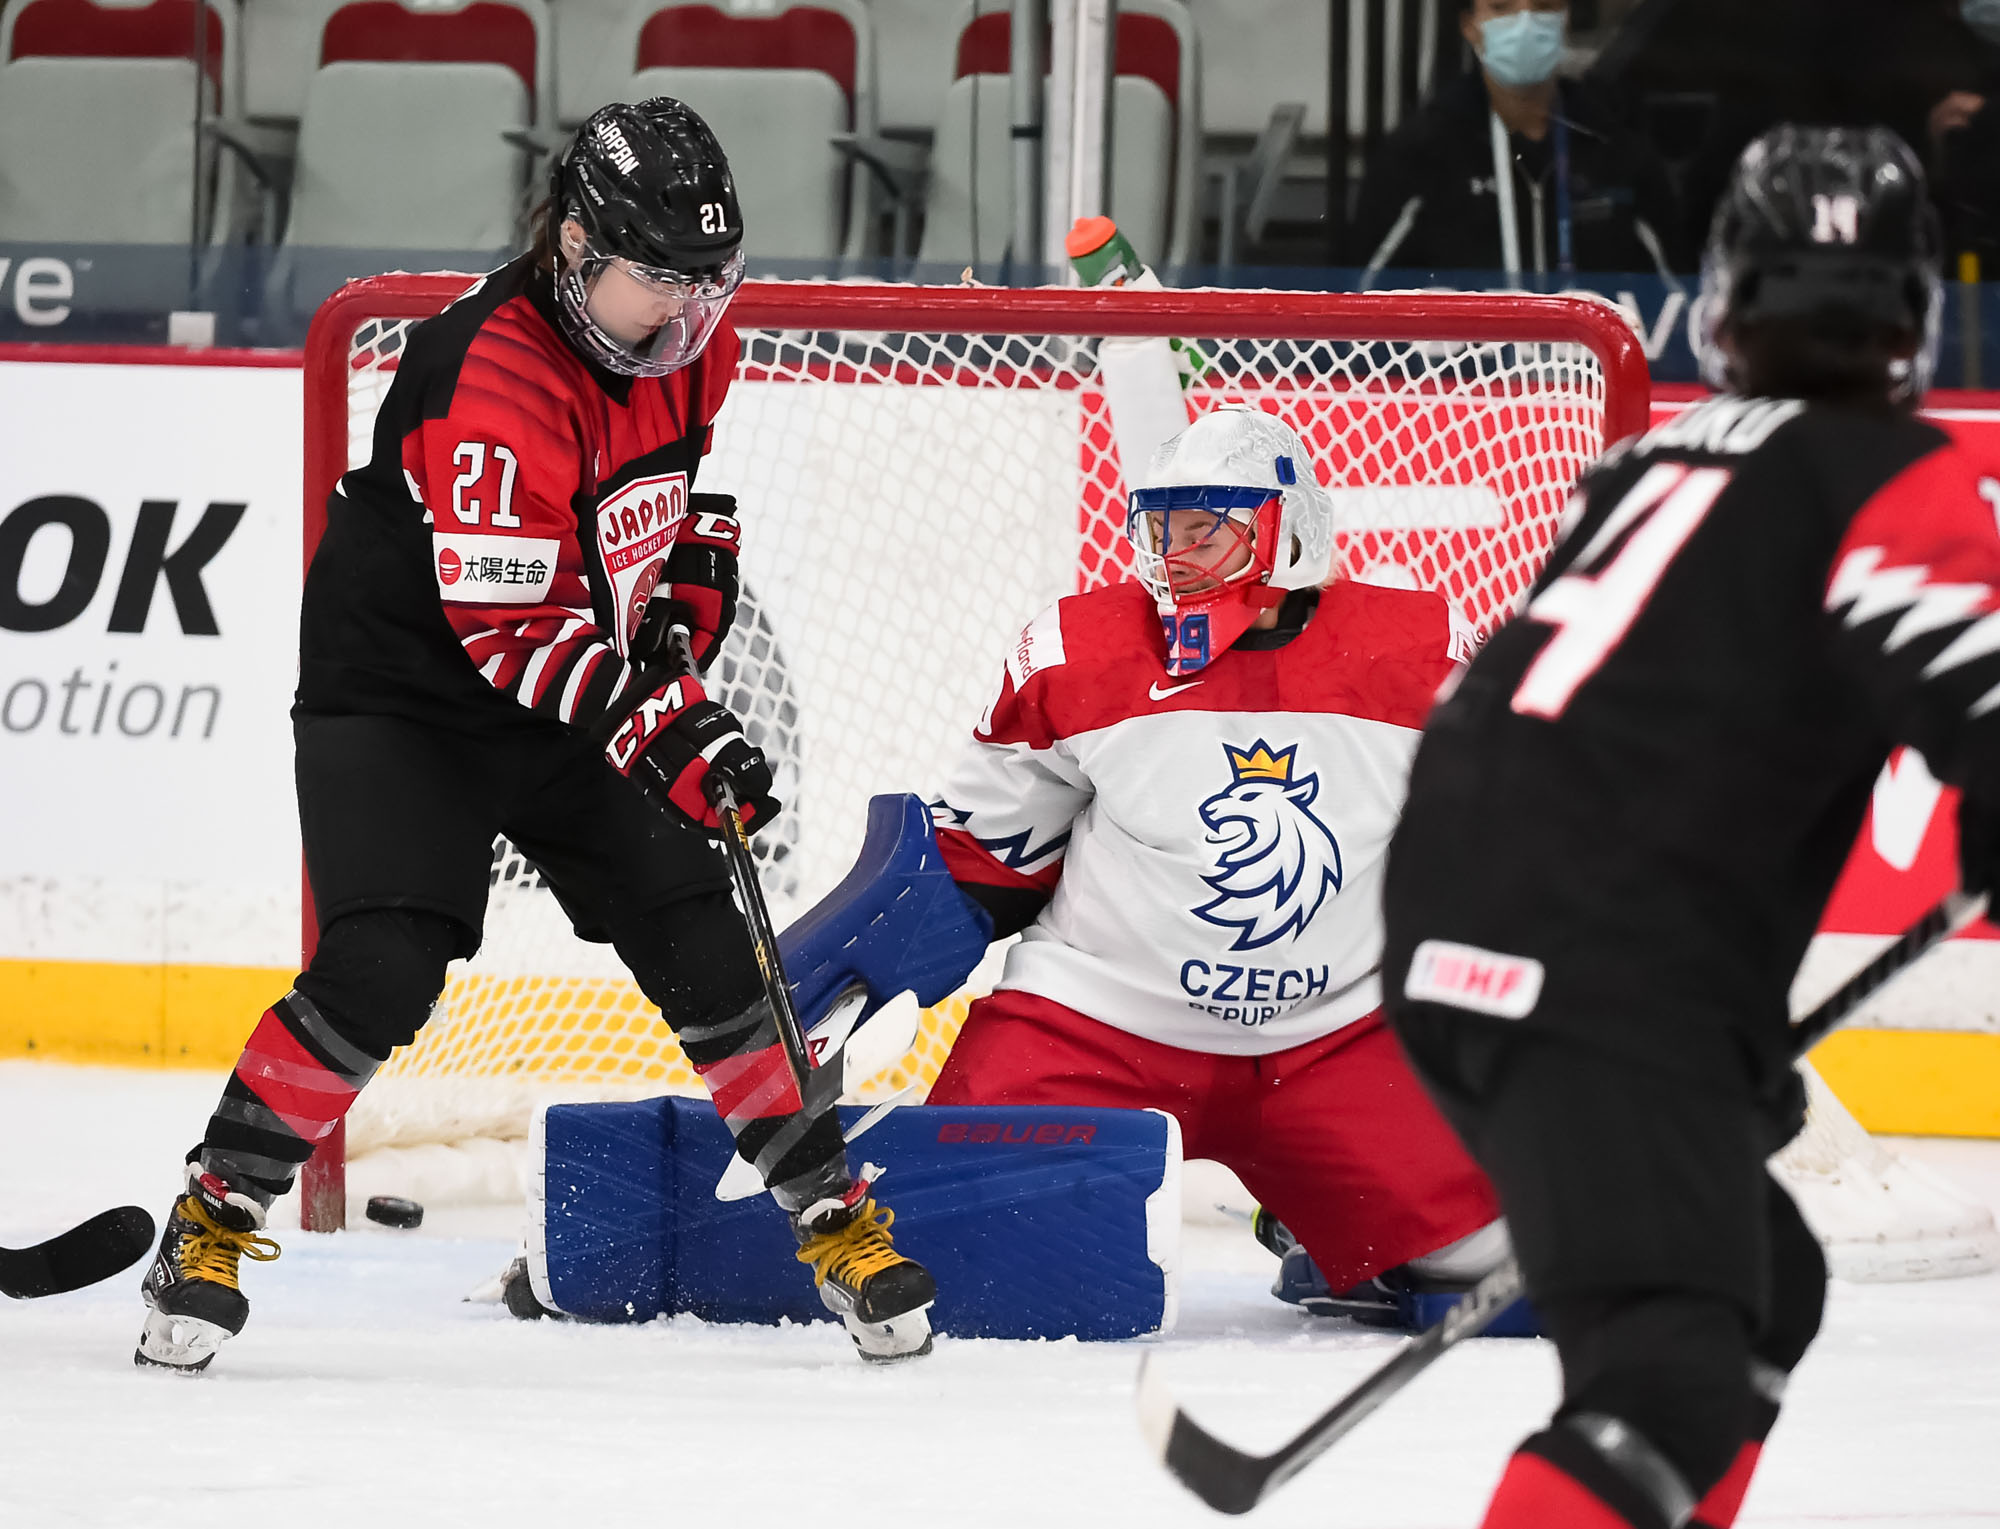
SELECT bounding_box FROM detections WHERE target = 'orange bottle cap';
[1064,215,1119,258]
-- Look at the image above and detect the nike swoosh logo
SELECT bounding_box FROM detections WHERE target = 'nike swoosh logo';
[1148,680,1203,700]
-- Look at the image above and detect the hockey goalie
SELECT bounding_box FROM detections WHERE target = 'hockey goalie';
[921,404,1509,1313]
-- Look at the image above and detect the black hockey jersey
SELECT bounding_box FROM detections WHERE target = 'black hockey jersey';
[297,253,736,735]
[1383,394,2000,1089]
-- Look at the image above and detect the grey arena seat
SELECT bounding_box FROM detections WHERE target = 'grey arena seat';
[0,0,244,314]
[598,0,880,263]
[0,55,211,245]
[914,0,1199,269]
[263,59,532,326]
[912,0,1200,268]
[0,0,240,247]
[631,64,850,261]
[917,69,1172,269]
[868,0,964,136]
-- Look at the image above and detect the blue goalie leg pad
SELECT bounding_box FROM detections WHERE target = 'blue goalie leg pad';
[777,793,994,1032]
[530,1098,1181,1340]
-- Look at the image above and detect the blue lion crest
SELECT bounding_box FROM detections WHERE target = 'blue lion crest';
[1191,740,1343,951]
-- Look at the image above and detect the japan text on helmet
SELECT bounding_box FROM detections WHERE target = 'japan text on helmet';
[1692,124,1943,401]
[549,98,746,377]
[1125,407,1335,676]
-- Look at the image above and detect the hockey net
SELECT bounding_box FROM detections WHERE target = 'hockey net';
[298,276,1992,1280]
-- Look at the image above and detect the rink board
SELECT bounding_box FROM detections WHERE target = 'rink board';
[529,1098,1182,1340]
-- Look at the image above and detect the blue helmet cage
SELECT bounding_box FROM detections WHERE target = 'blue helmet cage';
[1126,483,1281,601]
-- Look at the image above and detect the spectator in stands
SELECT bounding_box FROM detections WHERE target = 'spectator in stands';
[1351,0,1684,283]
[1931,1,2000,268]
[1595,0,1975,261]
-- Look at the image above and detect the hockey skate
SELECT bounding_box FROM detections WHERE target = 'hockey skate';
[134,1165,279,1373]
[790,1168,935,1362]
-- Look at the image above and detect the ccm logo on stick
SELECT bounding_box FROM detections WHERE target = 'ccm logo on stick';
[1404,940,1545,1020]
[936,1122,1097,1145]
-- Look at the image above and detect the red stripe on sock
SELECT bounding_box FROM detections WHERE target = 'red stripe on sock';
[234,1007,359,1145]
[694,1043,805,1122]
[1481,1451,1638,1529]
[1690,1441,1762,1528]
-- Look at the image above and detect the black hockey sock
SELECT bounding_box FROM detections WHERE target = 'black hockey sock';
[200,990,382,1205]
[679,994,848,1209]
[199,910,458,1204]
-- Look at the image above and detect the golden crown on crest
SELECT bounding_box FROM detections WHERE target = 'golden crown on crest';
[1225,742,1296,783]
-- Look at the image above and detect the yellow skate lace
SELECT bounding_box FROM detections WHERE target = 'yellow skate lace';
[794,1199,905,1290]
[176,1195,281,1289]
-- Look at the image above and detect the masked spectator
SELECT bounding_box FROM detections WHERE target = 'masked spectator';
[1351,0,1684,282]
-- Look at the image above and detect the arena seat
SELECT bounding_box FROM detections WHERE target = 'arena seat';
[631,64,850,260]
[867,0,965,136]
[1188,0,1325,138]
[0,0,238,241]
[0,0,239,316]
[917,70,1172,269]
[262,57,531,327]
[913,0,1195,268]
[317,0,553,123]
[597,0,880,262]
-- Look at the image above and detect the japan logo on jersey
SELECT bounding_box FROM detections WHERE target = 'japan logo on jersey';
[1191,741,1344,951]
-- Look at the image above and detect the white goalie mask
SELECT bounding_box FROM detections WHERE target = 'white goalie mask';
[1126,407,1336,674]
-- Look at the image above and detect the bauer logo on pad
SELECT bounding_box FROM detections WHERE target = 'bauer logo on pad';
[1404,939,1545,1020]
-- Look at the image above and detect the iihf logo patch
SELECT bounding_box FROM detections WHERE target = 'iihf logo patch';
[1191,740,1343,951]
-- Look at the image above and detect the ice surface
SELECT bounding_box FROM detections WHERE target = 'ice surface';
[5,1060,1999,1528]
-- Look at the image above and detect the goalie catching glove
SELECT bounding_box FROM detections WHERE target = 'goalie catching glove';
[605,674,781,834]
[657,492,741,672]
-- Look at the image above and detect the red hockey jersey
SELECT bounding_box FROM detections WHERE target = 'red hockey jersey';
[298,254,738,734]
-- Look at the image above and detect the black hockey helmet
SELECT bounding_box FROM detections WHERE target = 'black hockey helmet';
[548,97,745,377]
[1694,124,1942,400]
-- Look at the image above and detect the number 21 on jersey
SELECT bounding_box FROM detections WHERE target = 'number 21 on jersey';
[451,440,521,528]
[1512,463,1732,719]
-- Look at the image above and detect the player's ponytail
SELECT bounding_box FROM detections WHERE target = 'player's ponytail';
[526,194,561,273]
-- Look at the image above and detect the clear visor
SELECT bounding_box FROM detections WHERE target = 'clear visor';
[560,242,745,377]
[604,247,746,302]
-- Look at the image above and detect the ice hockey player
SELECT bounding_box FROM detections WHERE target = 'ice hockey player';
[135,98,934,1372]
[922,404,1509,1311]
[1383,125,2000,1528]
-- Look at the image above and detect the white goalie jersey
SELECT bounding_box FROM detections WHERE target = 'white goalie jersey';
[933,578,1467,1056]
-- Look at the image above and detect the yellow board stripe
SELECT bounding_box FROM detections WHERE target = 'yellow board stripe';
[0,959,290,1066]
[7,958,1999,1139]
[1807,1027,2000,1138]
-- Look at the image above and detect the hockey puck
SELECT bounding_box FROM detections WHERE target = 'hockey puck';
[364,1195,424,1230]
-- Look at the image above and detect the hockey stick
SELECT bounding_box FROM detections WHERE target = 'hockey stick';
[1138,887,1991,1515]
[662,624,813,1096]
[0,1206,156,1300]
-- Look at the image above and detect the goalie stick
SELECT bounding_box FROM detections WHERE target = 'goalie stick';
[1137,888,1991,1516]
[0,1205,156,1300]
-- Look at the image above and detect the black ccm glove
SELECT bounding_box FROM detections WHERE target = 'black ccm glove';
[660,492,741,672]
[604,673,781,835]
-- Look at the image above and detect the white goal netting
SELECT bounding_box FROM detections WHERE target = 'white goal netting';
[309,278,1994,1281]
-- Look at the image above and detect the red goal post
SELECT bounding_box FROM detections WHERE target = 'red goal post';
[296,278,1650,1231]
